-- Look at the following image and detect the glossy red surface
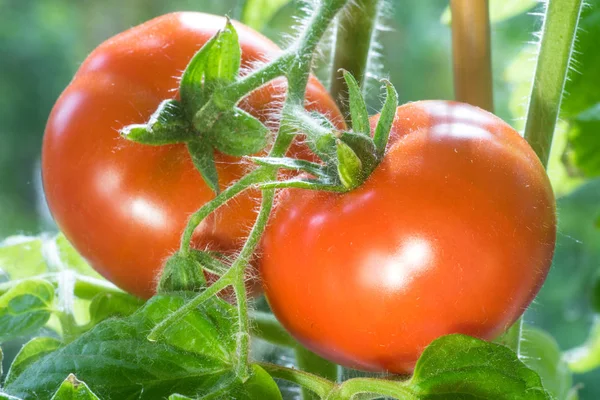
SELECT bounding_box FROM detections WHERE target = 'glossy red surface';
[261,100,556,373]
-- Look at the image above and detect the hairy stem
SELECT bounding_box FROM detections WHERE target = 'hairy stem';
[258,362,336,398]
[329,377,415,400]
[296,348,339,400]
[524,0,584,166]
[179,168,266,254]
[330,0,381,120]
[450,0,494,112]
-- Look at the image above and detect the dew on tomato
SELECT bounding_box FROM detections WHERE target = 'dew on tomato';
[260,100,556,374]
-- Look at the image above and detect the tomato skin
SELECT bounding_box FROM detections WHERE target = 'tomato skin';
[261,100,556,374]
[42,12,343,299]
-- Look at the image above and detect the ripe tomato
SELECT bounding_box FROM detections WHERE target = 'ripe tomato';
[261,100,556,374]
[42,12,343,298]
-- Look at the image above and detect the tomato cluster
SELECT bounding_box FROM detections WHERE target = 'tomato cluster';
[42,12,342,299]
[43,13,556,375]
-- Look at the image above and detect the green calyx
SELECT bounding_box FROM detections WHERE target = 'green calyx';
[255,73,398,192]
[119,19,270,194]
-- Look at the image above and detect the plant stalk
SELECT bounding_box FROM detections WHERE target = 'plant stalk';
[329,0,381,121]
[450,0,494,112]
[524,0,584,166]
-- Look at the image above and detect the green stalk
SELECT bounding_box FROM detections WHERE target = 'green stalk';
[296,348,339,400]
[524,0,584,166]
[450,0,494,112]
[258,362,336,399]
[329,0,381,121]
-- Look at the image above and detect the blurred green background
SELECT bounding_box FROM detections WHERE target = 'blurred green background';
[1,0,599,398]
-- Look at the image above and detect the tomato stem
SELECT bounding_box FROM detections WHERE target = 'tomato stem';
[257,362,337,398]
[330,0,382,121]
[296,348,339,400]
[450,0,494,112]
[523,0,584,166]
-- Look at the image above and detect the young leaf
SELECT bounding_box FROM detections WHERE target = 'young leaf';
[187,139,220,194]
[341,70,370,136]
[5,337,62,386]
[0,279,54,343]
[207,108,269,157]
[0,236,47,281]
[50,374,100,400]
[156,252,207,294]
[373,80,398,157]
[410,334,551,399]
[4,294,238,399]
[190,250,230,277]
[336,140,363,190]
[121,100,194,145]
[205,19,241,86]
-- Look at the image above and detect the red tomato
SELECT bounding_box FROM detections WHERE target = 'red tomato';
[42,12,343,298]
[261,100,556,374]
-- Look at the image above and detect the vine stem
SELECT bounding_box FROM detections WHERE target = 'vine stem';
[450,0,494,112]
[329,0,381,120]
[524,0,584,166]
[155,0,351,383]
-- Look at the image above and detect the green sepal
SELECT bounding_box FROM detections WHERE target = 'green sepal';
[5,337,62,387]
[373,80,398,157]
[207,108,269,156]
[179,19,241,117]
[339,131,378,176]
[205,18,241,86]
[50,374,100,400]
[120,100,194,145]
[189,250,229,277]
[187,139,220,194]
[156,252,207,294]
[336,140,363,190]
[341,69,370,136]
[251,157,328,178]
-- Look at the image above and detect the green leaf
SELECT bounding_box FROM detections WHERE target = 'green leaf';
[341,70,370,136]
[241,0,290,31]
[0,279,54,343]
[4,294,239,399]
[207,108,269,157]
[410,334,551,399]
[205,19,241,86]
[441,0,538,24]
[0,236,46,280]
[336,140,363,190]
[250,157,328,178]
[120,100,194,145]
[0,393,22,400]
[50,374,100,400]
[566,103,600,177]
[87,292,143,326]
[373,80,398,158]
[519,327,575,400]
[5,337,62,387]
[187,139,220,194]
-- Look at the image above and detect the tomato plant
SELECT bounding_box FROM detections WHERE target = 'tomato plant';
[261,100,556,373]
[41,12,342,299]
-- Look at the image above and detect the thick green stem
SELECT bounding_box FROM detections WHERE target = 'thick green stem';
[524,0,584,166]
[450,0,494,112]
[330,0,381,121]
[296,348,339,400]
[329,378,415,400]
[258,362,336,399]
